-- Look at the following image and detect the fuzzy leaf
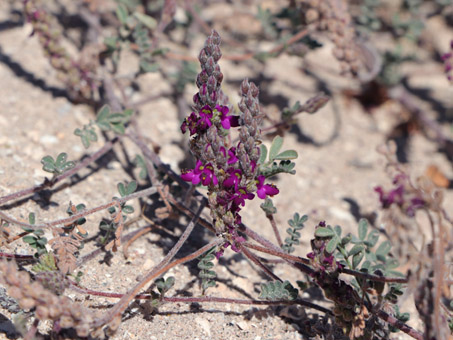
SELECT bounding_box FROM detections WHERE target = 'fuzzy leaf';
[96,105,110,123]
[126,181,137,195]
[116,4,129,25]
[28,213,35,225]
[358,219,368,240]
[376,240,392,258]
[348,244,365,257]
[259,144,268,165]
[269,136,283,161]
[315,227,335,238]
[274,150,298,160]
[117,183,126,197]
[352,251,364,269]
[326,236,339,253]
[55,153,68,168]
[134,12,157,29]
[122,205,134,214]
[110,122,126,134]
[366,230,380,247]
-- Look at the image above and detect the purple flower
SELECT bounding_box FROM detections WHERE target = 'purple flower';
[219,147,238,165]
[255,175,279,199]
[216,105,239,129]
[406,197,425,217]
[233,187,255,207]
[181,160,218,186]
[180,112,199,135]
[199,105,214,130]
[374,185,404,208]
[227,147,238,164]
[223,168,243,191]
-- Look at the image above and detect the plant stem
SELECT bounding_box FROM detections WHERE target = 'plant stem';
[0,186,157,230]
[241,246,282,282]
[92,199,215,328]
[377,309,424,340]
[266,214,283,247]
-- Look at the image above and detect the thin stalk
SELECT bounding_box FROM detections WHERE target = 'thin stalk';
[241,246,282,282]
[68,281,331,315]
[0,186,157,230]
[377,309,424,340]
[92,200,214,328]
[266,214,283,247]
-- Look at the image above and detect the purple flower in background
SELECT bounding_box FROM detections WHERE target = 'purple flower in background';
[374,185,404,208]
[181,160,218,186]
[255,175,279,199]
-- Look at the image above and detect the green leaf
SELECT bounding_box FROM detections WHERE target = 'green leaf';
[269,136,283,161]
[41,155,55,172]
[134,12,157,30]
[134,155,148,179]
[326,236,339,253]
[96,105,110,122]
[126,181,137,195]
[165,276,175,289]
[140,60,159,73]
[55,153,67,168]
[386,258,399,269]
[116,4,129,25]
[259,144,268,165]
[108,113,127,123]
[110,122,126,134]
[348,244,365,257]
[28,213,35,225]
[33,229,44,236]
[376,240,392,258]
[117,183,126,197]
[358,219,368,240]
[366,230,380,247]
[104,36,119,50]
[273,150,298,160]
[341,234,352,246]
[352,251,364,269]
[334,225,342,237]
[122,205,134,214]
[314,227,335,238]
[122,109,134,118]
[23,235,36,244]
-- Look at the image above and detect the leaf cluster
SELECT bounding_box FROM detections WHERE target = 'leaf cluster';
[22,213,47,257]
[74,105,133,148]
[282,213,307,253]
[197,246,217,294]
[41,153,75,175]
[150,276,175,309]
[259,280,298,301]
[258,136,298,177]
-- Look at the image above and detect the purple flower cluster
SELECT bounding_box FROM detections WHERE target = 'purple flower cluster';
[181,104,279,257]
[181,31,279,258]
[374,174,425,217]
[441,40,453,83]
[181,105,239,136]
